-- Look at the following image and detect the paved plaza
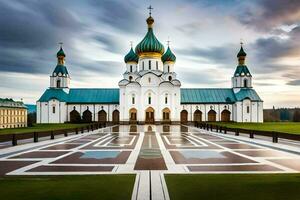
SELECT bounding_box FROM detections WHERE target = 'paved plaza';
[1,125,300,199]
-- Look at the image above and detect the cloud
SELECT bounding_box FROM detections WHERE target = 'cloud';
[287,80,300,86]
[88,0,144,33]
[236,0,300,31]
[94,34,125,54]
[0,1,87,74]
[176,45,236,65]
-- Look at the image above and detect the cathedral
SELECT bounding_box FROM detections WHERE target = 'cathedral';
[37,12,263,124]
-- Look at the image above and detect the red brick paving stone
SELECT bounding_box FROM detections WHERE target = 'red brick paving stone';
[64,139,92,144]
[27,165,114,172]
[0,161,38,176]
[51,151,131,164]
[188,164,282,172]
[170,151,257,164]
[10,151,70,159]
[134,132,167,170]
[0,145,10,149]
[220,143,263,149]
[42,143,82,150]
[134,157,167,170]
[193,134,224,140]
[234,150,291,157]
[213,140,241,144]
[268,159,300,171]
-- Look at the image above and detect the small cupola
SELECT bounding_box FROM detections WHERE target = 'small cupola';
[237,42,247,65]
[124,47,139,63]
[162,46,176,63]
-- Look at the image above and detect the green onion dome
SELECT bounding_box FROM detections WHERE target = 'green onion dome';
[237,46,246,57]
[57,47,66,57]
[135,16,165,57]
[162,46,176,63]
[124,47,139,63]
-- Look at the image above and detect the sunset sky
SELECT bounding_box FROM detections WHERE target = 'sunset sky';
[0,0,300,108]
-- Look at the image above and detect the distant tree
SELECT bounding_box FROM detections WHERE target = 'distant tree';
[280,108,290,121]
[293,109,300,122]
[27,112,36,127]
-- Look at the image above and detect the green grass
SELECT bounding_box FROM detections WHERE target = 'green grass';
[210,122,300,134]
[165,174,300,200]
[0,175,135,200]
[0,123,89,135]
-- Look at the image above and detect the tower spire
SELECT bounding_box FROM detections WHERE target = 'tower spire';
[167,36,170,47]
[130,41,133,48]
[147,5,153,16]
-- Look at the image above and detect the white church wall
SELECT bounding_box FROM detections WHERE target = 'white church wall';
[138,58,163,71]
[36,102,41,123]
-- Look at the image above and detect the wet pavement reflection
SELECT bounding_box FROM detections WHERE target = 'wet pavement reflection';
[0,125,300,175]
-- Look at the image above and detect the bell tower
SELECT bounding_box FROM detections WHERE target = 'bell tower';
[232,42,252,91]
[50,43,70,89]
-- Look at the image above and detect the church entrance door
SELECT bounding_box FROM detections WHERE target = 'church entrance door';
[180,110,188,124]
[145,107,155,124]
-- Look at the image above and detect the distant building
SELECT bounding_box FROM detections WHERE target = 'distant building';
[25,104,36,114]
[0,98,27,129]
[37,12,263,124]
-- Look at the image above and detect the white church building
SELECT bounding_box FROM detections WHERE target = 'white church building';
[37,13,263,124]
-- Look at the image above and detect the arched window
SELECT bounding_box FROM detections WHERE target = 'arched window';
[56,80,61,88]
[168,76,172,81]
[129,76,133,82]
[165,94,168,104]
[247,106,250,113]
[52,106,55,114]
[156,61,158,70]
[244,79,248,87]
[142,61,144,70]
[148,94,151,104]
[168,66,170,72]
[132,94,135,104]
[130,65,132,72]
[148,77,151,83]
[149,60,151,70]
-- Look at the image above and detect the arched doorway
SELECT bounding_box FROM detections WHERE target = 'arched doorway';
[207,110,217,122]
[98,110,107,124]
[180,110,188,124]
[221,110,231,122]
[112,110,120,124]
[145,107,155,124]
[194,110,202,123]
[70,109,81,123]
[162,108,171,122]
[129,108,137,123]
[82,110,92,122]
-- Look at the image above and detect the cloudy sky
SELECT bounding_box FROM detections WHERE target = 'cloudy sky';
[0,0,300,108]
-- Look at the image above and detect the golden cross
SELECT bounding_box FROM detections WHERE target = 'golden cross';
[59,42,63,48]
[130,41,133,48]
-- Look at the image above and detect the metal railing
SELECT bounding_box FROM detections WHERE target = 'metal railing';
[194,122,300,143]
[0,123,107,146]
